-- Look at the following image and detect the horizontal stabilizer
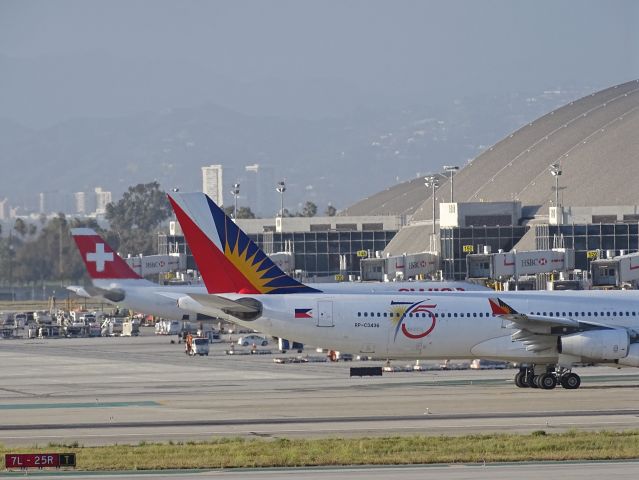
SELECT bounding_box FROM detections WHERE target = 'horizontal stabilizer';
[187,293,261,313]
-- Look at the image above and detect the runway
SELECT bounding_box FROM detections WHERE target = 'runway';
[2,332,639,447]
[2,462,639,479]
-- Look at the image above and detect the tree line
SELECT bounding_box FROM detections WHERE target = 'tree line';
[0,182,171,284]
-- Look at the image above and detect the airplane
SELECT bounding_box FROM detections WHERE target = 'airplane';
[167,191,639,390]
[68,227,488,321]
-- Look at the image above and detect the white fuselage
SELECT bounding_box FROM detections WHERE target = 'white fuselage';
[88,279,488,320]
[182,290,639,362]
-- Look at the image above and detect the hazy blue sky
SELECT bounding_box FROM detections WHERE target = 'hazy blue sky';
[1,0,637,126]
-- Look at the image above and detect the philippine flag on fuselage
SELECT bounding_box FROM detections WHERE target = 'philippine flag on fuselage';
[294,308,313,319]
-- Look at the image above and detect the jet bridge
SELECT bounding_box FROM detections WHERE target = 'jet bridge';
[466,249,575,280]
[590,251,639,288]
[125,254,186,276]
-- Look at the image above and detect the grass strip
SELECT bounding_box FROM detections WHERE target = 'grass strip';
[2,431,639,471]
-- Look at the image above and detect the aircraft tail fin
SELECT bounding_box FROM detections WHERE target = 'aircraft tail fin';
[168,192,320,294]
[488,297,519,315]
[71,228,144,280]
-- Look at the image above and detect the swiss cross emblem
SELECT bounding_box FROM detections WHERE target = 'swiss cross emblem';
[87,243,114,272]
[539,258,547,265]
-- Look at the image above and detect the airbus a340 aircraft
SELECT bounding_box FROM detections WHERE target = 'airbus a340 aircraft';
[168,192,639,390]
[69,228,487,321]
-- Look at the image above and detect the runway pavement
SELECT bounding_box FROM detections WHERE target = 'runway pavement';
[2,331,639,447]
[2,462,639,479]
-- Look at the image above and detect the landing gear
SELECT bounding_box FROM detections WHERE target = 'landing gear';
[537,373,557,390]
[560,372,581,390]
[514,366,581,390]
[514,371,528,388]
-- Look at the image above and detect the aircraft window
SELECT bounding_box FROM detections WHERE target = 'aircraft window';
[601,312,604,316]
[568,312,572,316]
[613,312,617,316]
[375,312,379,317]
[587,312,591,316]
[383,312,387,317]
[556,312,560,317]
[543,312,547,316]
[473,312,477,317]
[357,312,361,317]
[633,312,636,316]
[364,312,368,317]
[454,313,458,317]
[626,312,629,316]
[479,312,483,317]
[594,312,598,317]
[408,313,412,318]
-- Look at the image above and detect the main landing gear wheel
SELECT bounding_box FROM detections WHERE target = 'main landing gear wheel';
[514,371,528,388]
[560,372,581,389]
[538,373,557,390]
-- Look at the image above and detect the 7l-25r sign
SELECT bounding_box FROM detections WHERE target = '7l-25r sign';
[5,453,76,469]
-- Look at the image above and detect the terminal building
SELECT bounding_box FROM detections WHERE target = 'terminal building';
[344,79,639,287]
[159,215,402,281]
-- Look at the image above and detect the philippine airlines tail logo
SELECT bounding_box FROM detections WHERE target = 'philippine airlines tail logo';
[168,192,320,295]
[488,298,518,315]
[71,228,142,280]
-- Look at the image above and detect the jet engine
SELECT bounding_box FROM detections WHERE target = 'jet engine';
[617,343,639,367]
[559,329,629,360]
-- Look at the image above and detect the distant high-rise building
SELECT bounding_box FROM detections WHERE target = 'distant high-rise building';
[74,192,87,215]
[95,187,112,215]
[39,191,71,214]
[202,164,224,206]
[0,198,8,220]
[244,164,276,217]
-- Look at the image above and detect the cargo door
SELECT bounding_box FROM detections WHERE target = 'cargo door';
[317,300,334,327]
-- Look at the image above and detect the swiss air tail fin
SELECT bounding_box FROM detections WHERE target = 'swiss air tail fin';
[168,192,320,294]
[70,228,143,280]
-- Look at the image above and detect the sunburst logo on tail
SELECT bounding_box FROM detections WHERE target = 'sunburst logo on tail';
[208,197,318,294]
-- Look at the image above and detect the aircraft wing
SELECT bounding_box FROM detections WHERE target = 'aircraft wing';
[489,297,579,353]
[489,298,578,331]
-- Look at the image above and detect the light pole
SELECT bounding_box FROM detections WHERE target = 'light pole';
[549,163,562,207]
[424,174,439,236]
[443,165,460,202]
[231,183,240,219]
[276,181,286,217]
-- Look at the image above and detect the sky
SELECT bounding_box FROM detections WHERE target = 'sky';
[1,0,638,127]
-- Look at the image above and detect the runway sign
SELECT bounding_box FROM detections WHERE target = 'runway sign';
[5,453,76,469]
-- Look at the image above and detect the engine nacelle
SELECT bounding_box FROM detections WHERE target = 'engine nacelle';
[559,329,629,360]
[617,343,639,367]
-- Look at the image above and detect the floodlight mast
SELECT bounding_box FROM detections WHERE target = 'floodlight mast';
[424,174,440,236]
[443,165,460,202]
[276,181,286,217]
[231,183,240,219]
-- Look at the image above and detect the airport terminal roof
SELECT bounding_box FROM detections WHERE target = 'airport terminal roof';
[343,80,639,255]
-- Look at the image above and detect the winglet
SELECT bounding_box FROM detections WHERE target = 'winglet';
[168,192,320,295]
[71,228,143,280]
[489,298,519,315]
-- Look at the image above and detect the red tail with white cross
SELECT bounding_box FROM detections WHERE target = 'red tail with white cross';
[71,228,142,280]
